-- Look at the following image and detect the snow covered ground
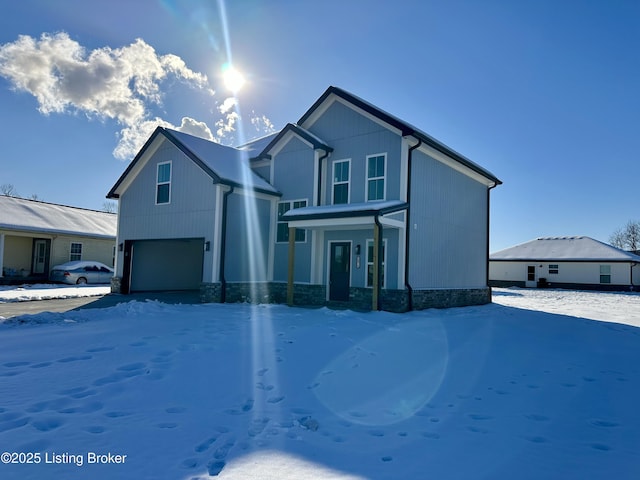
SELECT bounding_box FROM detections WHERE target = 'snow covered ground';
[0,288,639,479]
[0,284,110,303]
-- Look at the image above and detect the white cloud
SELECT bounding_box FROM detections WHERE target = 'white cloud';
[250,112,276,134]
[0,32,214,159]
[0,32,278,159]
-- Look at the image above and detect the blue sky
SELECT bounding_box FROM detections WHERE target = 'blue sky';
[1,0,638,252]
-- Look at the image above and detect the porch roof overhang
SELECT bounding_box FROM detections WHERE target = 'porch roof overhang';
[284,200,408,230]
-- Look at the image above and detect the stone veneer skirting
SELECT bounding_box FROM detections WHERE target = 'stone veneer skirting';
[198,281,491,312]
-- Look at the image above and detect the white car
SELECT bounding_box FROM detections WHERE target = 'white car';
[50,261,114,285]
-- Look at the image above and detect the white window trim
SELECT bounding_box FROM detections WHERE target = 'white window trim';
[70,242,83,261]
[600,264,612,284]
[365,238,387,288]
[332,159,351,205]
[365,153,387,202]
[276,198,308,244]
[155,161,172,205]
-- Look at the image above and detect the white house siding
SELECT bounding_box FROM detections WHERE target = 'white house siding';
[115,139,218,283]
[408,149,488,289]
[490,261,639,288]
[50,235,115,268]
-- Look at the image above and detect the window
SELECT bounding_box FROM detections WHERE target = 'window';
[277,200,307,243]
[70,242,82,261]
[332,160,350,204]
[600,265,611,284]
[367,154,386,201]
[156,162,171,204]
[549,264,559,275]
[366,239,386,288]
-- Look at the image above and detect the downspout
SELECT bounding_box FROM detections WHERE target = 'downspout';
[317,150,330,206]
[374,214,383,312]
[219,185,235,303]
[486,183,498,298]
[631,262,637,292]
[404,139,422,311]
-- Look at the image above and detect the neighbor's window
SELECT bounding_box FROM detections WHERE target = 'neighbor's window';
[367,154,386,201]
[70,242,82,261]
[332,160,350,204]
[156,161,171,204]
[549,264,559,275]
[366,239,386,288]
[277,200,307,243]
[600,265,611,284]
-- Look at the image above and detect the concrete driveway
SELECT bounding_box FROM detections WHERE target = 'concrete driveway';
[0,291,201,319]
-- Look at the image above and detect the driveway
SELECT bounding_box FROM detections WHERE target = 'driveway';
[0,291,202,319]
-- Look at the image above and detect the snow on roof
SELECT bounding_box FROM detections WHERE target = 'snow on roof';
[237,132,280,156]
[490,236,640,262]
[0,196,116,239]
[283,200,407,221]
[164,129,279,195]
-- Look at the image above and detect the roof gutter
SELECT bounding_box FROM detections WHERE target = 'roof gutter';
[404,138,422,311]
[219,185,235,303]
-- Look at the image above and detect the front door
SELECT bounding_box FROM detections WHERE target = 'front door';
[525,265,536,288]
[32,239,49,275]
[329,242,350,301]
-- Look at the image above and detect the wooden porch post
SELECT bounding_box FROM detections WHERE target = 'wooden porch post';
[287,226,295,306]
[372,222,380,311]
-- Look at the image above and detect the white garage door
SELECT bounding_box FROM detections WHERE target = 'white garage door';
[130,238,203,292]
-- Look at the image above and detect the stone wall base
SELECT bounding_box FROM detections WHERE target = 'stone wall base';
[199,282,490,312]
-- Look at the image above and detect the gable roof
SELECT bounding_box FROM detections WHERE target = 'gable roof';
[251,123,333,160]
[107,127,280,199]
[490,236,640,263]
[298,86,501,186]
[0,195,116,239]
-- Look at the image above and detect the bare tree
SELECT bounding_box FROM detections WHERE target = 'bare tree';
[0,183,19,197]
[102,201,117,213]
[609,220,640,251]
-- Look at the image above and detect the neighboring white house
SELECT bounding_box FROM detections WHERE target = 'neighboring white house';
[489,236,640,291]
[0,196,117,283]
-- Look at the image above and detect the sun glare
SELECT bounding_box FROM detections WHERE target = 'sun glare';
[222,64,245,93]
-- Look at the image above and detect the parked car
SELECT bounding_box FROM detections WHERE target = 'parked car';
[50,261,114,285]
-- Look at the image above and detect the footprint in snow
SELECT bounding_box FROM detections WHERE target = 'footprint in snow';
[589,419,619,428]
[84,425,106,434]
[30,362,52,369]
[31,417,64,432]
[3,361,30,367]
[85,346,115,353]
[525,414,549,422]
[195,436,219,453]
[468,414,493,421]
[525,436,548,443]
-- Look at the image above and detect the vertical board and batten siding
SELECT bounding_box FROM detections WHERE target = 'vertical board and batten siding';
[409,149,488,289]
[490,261,638,286]
[223,193,272,282]
[323,229,399,290]
[271,136,316,283]
[252,164,272,184]
[308,101,403,205]
[116,139,218,281]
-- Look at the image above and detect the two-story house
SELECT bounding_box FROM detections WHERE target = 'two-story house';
[107,86,501,311]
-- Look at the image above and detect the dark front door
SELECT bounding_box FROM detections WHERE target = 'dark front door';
[329,242,350,301]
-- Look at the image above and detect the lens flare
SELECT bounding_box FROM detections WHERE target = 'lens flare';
[222,64,245,94]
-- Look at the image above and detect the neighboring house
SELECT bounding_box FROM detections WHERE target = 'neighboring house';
[107,86,501,311]
[489,236,640,291]
[0,196,117,283]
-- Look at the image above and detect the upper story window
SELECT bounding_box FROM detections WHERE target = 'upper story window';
[277,199,307,243]
[367,154,386,201]
[156,162,171,204]
[70,242,82,261]
[332,160,350,204]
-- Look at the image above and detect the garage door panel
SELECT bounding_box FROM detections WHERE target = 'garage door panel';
[130,238,203,292]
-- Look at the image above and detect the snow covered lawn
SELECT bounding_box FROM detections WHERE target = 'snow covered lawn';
[0,284,110,303]
[0,288,639,479]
